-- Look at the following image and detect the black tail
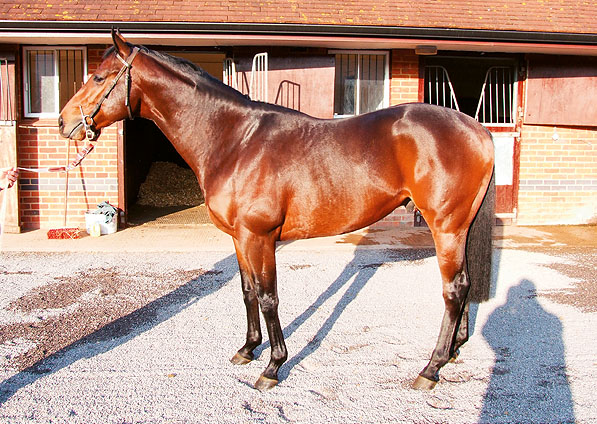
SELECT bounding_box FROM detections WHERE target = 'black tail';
[466,169,495,302]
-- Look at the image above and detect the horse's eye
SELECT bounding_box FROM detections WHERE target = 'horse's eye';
[93,75,105,84]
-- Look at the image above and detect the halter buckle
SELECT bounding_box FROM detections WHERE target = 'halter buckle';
[79,106,98,141]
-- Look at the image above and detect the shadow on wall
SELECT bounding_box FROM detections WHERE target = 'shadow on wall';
[480,279,575,423]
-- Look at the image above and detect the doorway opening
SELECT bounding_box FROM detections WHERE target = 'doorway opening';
[123,118,210,226]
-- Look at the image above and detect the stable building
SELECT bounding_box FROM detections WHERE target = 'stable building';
[0,1,595,232]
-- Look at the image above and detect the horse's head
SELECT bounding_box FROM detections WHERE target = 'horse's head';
[59,29,140,141]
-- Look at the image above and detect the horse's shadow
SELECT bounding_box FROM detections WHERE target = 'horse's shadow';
[271,242,437,382]
[0,254,239,405]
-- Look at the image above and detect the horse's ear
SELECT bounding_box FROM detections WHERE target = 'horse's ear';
[111,28,131,57]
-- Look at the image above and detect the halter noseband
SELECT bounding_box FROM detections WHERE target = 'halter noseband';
[80,46,140,140]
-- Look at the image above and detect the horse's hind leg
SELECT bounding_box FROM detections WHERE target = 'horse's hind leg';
[450,301,470,362]
[413,230,470,390]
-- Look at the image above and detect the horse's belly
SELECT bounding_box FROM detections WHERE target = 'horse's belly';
[279,193,403,241]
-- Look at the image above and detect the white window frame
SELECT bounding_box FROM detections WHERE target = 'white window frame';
[22,46,87,118]
[330,50,390,118]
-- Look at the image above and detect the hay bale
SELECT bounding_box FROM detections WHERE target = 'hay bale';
[137,161,204,207]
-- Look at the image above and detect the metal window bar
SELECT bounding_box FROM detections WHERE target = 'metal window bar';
[249,53,268,102]
[475,66,514,125]
[223,58,237,90]
[424,66,459,111]
[58,49,84,110]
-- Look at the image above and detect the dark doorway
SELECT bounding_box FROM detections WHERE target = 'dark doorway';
[123,118,207,226]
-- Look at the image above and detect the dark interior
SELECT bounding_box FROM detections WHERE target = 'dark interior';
[423,53,518,118]
[124,118,202,225]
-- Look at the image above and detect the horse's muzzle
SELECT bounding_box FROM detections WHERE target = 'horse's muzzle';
[58,115,100,141]
[58,115,80,139]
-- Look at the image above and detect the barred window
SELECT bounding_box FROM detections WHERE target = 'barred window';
[23,47,86,117]
[333,52,388,117]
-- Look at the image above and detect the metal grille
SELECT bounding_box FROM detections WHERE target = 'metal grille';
[475,66,515,125]
[58,49,84,110]
[249,53,268,102]
[424,66,460,111]
[223,58,237,90]
[24,47,86,116]
[274,80,300,110]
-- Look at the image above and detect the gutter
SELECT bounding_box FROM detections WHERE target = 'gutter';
[1,21,596,45]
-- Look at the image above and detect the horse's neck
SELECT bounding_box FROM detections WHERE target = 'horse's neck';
[138,68,248,185]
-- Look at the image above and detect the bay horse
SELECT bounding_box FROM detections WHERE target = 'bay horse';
[59,30,495,391]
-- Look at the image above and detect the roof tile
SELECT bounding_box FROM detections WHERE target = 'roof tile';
[0,0,596,34]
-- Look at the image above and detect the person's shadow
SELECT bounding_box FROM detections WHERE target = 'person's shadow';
[481,279,575,423]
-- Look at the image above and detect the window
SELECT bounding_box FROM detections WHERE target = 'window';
[333,51,388,117]
[23,46,86,118]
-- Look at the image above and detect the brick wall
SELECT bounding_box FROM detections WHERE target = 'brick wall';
[389,49,420,106]
[18,46,120,230]
[375,49,420,227]
[517,124,597,225]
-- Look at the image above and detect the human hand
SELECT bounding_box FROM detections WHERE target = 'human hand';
[0,167,18,190]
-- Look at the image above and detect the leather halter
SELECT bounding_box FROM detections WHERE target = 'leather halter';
[80,46,140,140]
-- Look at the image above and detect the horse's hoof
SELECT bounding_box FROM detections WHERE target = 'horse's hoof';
[449,349,460,363]
[412,375,438,390]
[254,375,278,392]
[230,352,252,365]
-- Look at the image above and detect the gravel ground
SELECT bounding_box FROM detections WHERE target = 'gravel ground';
[0,244,596,423]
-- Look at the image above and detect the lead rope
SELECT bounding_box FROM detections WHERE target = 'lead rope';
[16,140,95,174]
[0,133,96,244]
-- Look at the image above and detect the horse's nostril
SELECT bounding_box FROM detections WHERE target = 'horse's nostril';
[58,116,64,129]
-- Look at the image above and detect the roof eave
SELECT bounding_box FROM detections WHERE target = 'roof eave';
[0,21,596,55]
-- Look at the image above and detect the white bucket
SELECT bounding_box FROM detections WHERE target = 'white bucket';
[85,212,117,235]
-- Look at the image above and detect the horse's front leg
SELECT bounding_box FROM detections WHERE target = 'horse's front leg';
[232,228,287,391]
[230,242,262,365]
